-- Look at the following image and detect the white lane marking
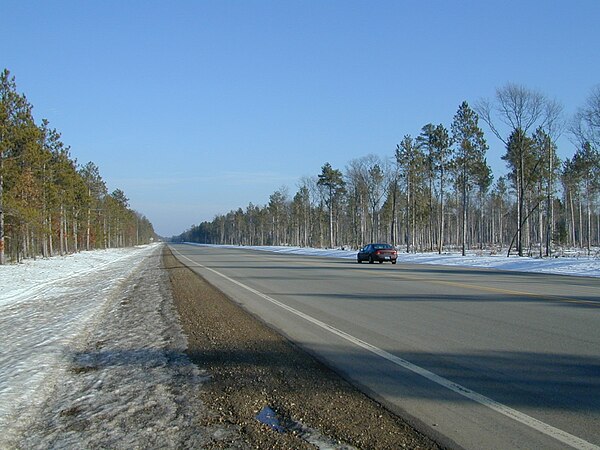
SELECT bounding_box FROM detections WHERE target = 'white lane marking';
[172,246,599,450]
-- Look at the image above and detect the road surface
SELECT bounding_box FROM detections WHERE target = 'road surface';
[169,243,600,450]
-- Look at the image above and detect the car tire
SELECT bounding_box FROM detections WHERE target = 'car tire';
[379,260,383,264]
[369,256,374,264]
[357,258,362,263]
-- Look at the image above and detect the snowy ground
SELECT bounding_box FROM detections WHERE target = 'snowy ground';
[190,244,600,278]
[0,244,234,449]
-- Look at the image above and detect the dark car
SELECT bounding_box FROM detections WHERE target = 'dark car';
[357,243,398,264]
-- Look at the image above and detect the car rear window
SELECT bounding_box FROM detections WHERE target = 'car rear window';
[374,244,392,249]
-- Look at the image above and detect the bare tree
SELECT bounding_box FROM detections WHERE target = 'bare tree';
[571,85,600,149]
[476,83,556,256]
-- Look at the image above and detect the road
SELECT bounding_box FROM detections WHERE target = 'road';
[169,243,600,450]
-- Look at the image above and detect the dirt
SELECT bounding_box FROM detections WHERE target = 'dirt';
[163,246,441,450]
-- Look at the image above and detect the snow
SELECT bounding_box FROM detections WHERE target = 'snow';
[189,243,600,278]
[1,241,598,448]
[0,244,234,449]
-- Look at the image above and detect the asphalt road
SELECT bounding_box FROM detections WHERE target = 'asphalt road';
[169,243,600,450]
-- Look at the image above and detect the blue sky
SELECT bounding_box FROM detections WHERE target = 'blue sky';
[2,1,599,237]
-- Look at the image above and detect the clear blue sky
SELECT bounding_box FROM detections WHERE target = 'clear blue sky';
[2,1,599,237]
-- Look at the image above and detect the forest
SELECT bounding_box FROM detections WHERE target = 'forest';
[0,69,156,264]
[175,84,600,258]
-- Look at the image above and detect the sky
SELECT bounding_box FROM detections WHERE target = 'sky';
[2,1,599,237]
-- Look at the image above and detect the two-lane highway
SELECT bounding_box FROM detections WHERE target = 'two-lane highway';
[169,243,600,449]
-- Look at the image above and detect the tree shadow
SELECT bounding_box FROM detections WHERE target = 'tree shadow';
[67,345,600,415]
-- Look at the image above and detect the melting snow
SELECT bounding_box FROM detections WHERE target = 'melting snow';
[0,244,233,449]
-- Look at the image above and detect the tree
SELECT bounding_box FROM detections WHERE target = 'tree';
[6,115,42,260]
[491,176,509,246]
[396,135,424,252]
[268,187,288,245]
[571,85,600,149]
[531,127,561,256]
[477,83,555,256]
[1,69,34,264]
[571,142,600,255]
[474,156,493,249]
[502,128,537,255]
[79,161,107,250]
[291,185,311,247]
[317,162,345,247]
[451,102,489,256]
[417,124,437,249]
[0,68,155,261]
[432,124,452,254]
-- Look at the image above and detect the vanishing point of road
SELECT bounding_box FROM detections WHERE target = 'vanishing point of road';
[169,243,600,450]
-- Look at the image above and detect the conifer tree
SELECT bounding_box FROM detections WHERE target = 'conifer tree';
[317,162,345,247]
[571,142,600,255]
[396,135,424,252]
[451,102,489,255]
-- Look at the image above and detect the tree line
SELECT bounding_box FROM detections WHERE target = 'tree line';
[0,69,156,264]
[175,83,600,258]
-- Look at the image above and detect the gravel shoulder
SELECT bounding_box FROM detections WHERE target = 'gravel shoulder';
[165,246,441,449]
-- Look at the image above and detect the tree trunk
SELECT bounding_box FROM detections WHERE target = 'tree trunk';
[72,208,78,253]
[438,172,444,255]
[48,214,54,256]
[586,184,591,256]
[390,179,397,246]
[329,188,334,248]
[539,183,544,258]
[462,182,467,257]
[479,191,484,250]
[0,152,4,265]
[86,208,91,251]
[59,203,65,255]
[428,175,433,251]
[406,178,411,253]
[578,199,583,248]
[545,151,553,257]
[518,150,525,256]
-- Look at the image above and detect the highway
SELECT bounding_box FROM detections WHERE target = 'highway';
[169,243,600,450]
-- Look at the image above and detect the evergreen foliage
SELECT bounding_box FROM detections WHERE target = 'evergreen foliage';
[0,69,156,263]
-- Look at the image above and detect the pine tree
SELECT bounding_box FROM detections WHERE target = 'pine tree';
[396,135,424,252]
[503,129,536,256]
[317,162,345,247]
[79,161,107,250]
[571,142,600,254]
[451,101,489,256]
[531,127,561,256]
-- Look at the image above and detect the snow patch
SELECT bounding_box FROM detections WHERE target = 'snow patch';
[0,244,234,448]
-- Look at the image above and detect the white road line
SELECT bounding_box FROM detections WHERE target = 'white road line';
[172,247,600,450]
